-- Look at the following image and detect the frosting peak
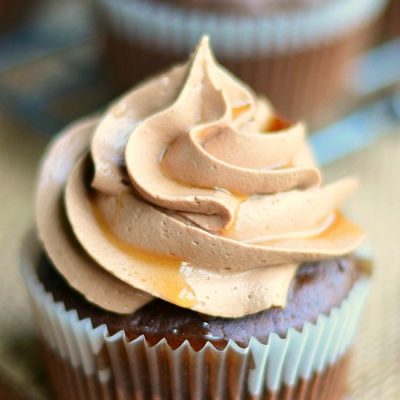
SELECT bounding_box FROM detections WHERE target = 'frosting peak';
[36,37,364,318]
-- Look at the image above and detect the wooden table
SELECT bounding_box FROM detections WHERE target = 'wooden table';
[0,112,399,399]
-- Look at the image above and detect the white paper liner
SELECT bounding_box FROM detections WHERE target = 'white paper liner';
[94,0,387,57]
[22,234,370,397]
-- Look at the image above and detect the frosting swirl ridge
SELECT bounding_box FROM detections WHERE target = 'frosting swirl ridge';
[36,37,364,318]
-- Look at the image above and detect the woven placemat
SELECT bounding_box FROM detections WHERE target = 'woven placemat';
[323,127,400,399]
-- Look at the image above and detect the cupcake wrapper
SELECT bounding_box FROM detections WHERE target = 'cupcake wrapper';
[95,0,387,57]
[22,234,370,398]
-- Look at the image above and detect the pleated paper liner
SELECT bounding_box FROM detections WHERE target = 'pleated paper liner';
[22,233,370,399]
[93,0,387,121]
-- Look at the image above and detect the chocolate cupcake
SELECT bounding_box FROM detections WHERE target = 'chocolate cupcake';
[93,0,387,121]
[23,38,369,399]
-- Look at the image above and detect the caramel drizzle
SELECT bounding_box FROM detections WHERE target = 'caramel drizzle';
[246,212,337,245]
[256,211,362,247]
[264,116,291,133]
[232,104,251,119]
[91,196,197,308]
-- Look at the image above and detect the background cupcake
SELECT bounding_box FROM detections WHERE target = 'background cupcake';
[92,0,387,122]
[23,38,369,399]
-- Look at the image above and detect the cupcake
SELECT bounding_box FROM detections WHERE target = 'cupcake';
[23,37,369,399]
[93,0,387,122]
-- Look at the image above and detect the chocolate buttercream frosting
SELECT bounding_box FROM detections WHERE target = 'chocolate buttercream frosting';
[35,37,364,318]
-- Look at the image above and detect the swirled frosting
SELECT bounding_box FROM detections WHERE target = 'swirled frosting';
[35,37,364,318]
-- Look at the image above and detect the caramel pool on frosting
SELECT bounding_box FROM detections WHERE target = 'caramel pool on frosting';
[35,36,364,318]
[91,192,197,309]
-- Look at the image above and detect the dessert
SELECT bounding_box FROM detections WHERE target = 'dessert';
[93,0,387,121]
[23,37,369,399]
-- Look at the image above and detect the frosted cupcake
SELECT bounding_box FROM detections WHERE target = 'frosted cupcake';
[23,37,370,399]
[93,0,387,121]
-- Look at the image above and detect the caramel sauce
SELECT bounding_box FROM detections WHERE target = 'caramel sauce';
[232,104,251,119]
[256,211,362,246]
[91,197,197,308]
[264,116,291,133]
[213,186,248,203]
[312,211,363,241]
[220,191,248,236]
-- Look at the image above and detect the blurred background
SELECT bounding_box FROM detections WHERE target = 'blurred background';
[0,0,399,398]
